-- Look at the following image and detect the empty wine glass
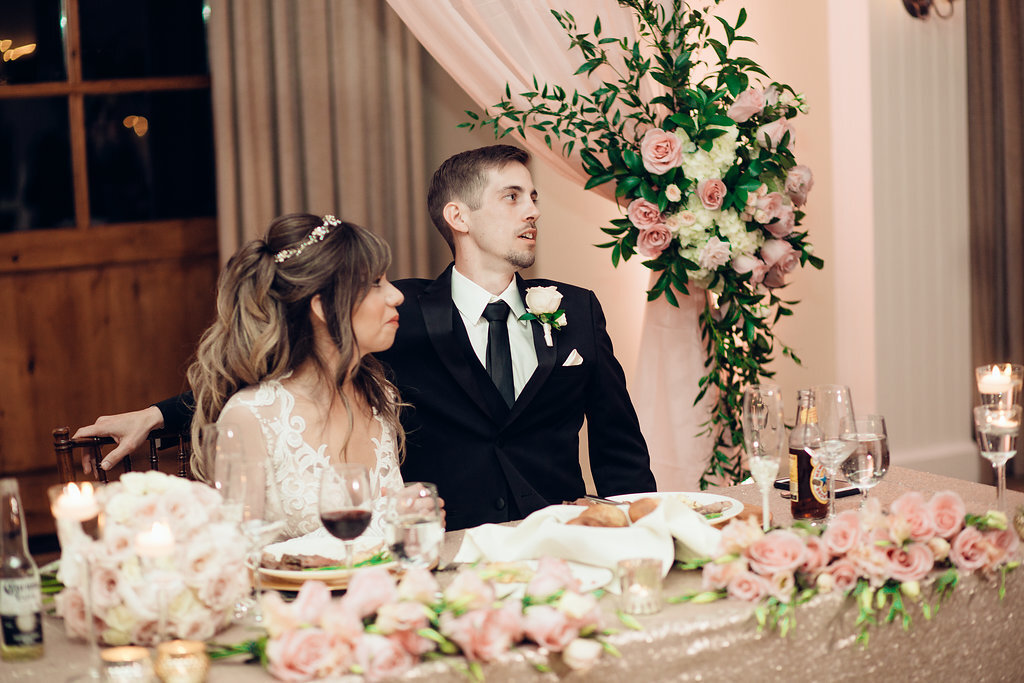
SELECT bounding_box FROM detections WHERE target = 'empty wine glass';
[319,463,374,570]
[841,414,890,507]
[974,405,1021,513]
[385,482,444,569]
[742,384,785,531]
[807,385,857,520]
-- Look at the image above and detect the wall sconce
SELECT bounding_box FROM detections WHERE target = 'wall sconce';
[903,0,957,19]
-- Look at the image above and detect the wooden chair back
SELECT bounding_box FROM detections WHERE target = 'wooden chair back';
[53,426,193,484]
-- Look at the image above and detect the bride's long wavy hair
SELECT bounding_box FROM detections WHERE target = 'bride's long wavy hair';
[186,213,404,480]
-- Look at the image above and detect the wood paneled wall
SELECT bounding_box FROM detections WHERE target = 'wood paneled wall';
[0,219,218,537]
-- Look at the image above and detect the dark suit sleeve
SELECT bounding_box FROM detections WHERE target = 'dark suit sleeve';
[584,291,658,495]
[154,391,195,432]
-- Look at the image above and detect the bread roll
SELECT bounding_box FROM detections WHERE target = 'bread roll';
[568,503,629,527]
[628,497,659,523]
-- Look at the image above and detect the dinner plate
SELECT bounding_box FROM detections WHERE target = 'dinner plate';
[607,491,744,525]
[485,560,613,599]
[259,529,394,588]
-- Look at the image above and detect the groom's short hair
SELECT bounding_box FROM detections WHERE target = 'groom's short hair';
[428,145,530,255]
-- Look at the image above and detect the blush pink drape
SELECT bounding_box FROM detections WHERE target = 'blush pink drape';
[386,0,713,490]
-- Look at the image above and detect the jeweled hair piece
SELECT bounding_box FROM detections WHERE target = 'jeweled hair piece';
[273,214,341,263]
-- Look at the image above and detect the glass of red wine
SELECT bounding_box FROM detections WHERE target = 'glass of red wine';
[318,462,374,569]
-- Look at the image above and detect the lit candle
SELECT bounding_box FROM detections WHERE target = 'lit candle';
[978,366,1013,394]
[154,640,209,683]
[135,521,176,558]
[51,482,99,522]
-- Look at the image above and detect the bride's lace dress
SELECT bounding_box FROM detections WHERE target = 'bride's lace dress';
[218,378,403,539]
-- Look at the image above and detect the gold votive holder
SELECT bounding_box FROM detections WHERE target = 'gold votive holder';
[154,640,209,683]
[101,646,155,682]
[617,558,663,615]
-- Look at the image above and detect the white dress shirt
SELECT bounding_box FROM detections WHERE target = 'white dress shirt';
[451,267,538,400]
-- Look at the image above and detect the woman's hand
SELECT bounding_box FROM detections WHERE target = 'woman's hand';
[73,406,165,474]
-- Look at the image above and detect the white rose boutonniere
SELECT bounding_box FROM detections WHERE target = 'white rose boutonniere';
[520,286,566,347]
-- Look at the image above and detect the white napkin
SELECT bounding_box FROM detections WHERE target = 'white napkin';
[454,497,722,584]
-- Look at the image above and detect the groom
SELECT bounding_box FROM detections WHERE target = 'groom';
[377,145,655,529]
[75,145,656,530]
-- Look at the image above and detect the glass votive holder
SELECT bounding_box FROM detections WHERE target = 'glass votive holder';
[154,640,209,683]
[617,558,663,615]
[101,646,156,682]
[975,363,1023,408]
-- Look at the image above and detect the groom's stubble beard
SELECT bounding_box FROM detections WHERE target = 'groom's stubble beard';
[505,250,536,270]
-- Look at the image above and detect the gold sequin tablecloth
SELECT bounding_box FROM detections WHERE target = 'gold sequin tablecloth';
[4,466,1023,682]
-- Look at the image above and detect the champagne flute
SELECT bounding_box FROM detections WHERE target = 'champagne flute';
[385,482,444,569]
[319,463,374,570]
[742,384,785,531]
[840,415,890,507]
[975,364,1023,409]
[973,405,1021,512]
[808,385,857,521]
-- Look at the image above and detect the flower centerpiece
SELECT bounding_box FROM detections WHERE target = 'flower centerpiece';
[213,557,613,682]
[674,491,1020,643]
[54,471,250,645]
[463,0,822,486]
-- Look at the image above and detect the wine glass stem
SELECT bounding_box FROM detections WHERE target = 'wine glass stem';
[827,468,838,520]
[249,546,264,622]
[995,463,1006,512]
[344,540,354,570]
[759,483,770,532]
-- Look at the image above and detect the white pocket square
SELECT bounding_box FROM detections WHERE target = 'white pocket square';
[562,349,584,367]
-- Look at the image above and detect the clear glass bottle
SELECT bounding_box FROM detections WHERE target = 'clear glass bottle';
[0,478,44,661]
[789,391,829,521]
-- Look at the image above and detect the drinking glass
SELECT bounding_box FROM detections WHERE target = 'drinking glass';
[975,364,1024,409]
[318,463,374,570]
[385,482,444,570]
[840,414,890,507]
[973,405,1021,512]
[807,385,857,520]
[742,384,785,531]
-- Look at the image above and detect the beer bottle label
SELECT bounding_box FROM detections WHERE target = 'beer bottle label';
[0,578,43,648]
[810,463,829,504]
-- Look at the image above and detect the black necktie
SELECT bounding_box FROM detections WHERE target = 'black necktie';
[482,300,515,407]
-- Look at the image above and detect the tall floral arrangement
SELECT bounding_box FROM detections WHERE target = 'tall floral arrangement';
[463,0,822,486]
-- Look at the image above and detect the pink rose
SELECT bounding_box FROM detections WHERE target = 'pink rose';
[756,118,796,150]
[374,601,430,635]
[785,165,814,207]
[766,204,795,238]
[719,516,764,555]
[627,198,664,230]
[397,567,439,604]
[731,254,769,284]
[822,510,862,556]
[556,591,603,630]
[702,558,745,591]
[759,239,798,270]
[56,588,88,639]
[563,637,604,670]
[697,179,727,210]
[885,542,934,583]
[847,528,892,587]
[799,535,831,576]
[698,236,731,270]
[950,526,989,571]
[443,569,495,611]
[640,128,683,175]
[983,529,1020,566]
[821,558,860,593]
[754,192,784,224]
[342,567,398,619]
[727,569,769,601]
[353,633,414,683]
[290,580,333,625]
[727,87,765,123]
[320,600,364,643]
[441,606,521,662]
[266,628,348,683]
[522,605,578,652]
[769,571,796,603]
[526,557,579,599]
[763,265,787,289]
[90,562,122,610]
[927,491,966,539]
[390,629,436,657]
[665,184,682,202]
[889,492,936,542]
[676,210,697,227]
[745,529,806,577]
[637,223,673,258]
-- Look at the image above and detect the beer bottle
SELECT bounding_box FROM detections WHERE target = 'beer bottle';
[0,478,44,661]
[789,390,828,520]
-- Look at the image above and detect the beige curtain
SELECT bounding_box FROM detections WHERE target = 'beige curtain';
[966,1,1024,478]
[207,0,436,278]
[385,0,713,490]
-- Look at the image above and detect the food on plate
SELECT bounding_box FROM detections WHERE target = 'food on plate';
[678,496,732,518]
[567,503,629,527]
[628,497,659,523]
[261,542,386,571]
[480,561,536,583]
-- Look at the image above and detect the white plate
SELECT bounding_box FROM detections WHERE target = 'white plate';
[606,491,744,525]
[260,529,392,583]
[485,560,613,599]
[259,561,396,583]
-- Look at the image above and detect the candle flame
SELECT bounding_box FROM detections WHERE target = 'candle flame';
[65,481,95,500]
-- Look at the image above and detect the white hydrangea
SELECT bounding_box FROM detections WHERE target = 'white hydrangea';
[709,126,740,174]
[716,208,763,256]
[680,148,718,182]
[672,128,698,154]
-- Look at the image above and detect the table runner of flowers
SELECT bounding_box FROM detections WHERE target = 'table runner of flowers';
[463,0,823,486]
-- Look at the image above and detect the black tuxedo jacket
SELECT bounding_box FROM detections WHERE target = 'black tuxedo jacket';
[376,265,655,530]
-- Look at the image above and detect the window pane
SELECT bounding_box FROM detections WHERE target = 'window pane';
[79,0,208,80]
[0,0,67,84]
[85,90,216,224]
[0,97,73,231]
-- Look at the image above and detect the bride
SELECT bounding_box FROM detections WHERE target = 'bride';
[187,213,406,539]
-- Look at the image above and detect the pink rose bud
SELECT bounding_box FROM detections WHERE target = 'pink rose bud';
[727,87,766,123]
[756,118,795,151]
[785,165,814,207]
[697,178,727,210]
